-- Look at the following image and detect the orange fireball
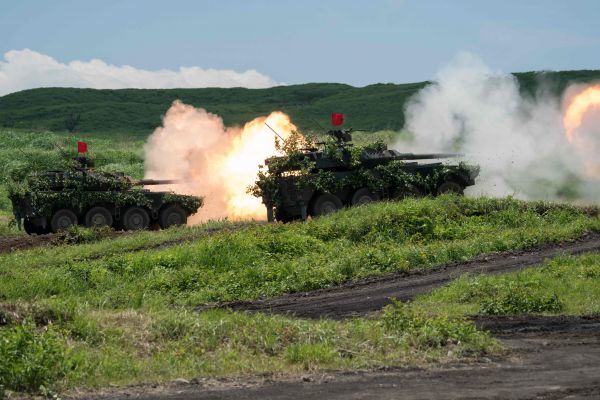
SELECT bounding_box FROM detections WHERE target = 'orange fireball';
[563,85,600,142]
[208,112,297,220]
[144,102,298,223]
[563,85,600,178]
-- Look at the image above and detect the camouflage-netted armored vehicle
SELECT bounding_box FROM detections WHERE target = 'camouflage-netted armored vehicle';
[9,157,203,234]
[252,129,480,222]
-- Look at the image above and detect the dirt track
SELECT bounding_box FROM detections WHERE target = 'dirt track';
[80,315,600,400]
[0,233,58,253]
[220,232,600,319]
[70,235,600,400]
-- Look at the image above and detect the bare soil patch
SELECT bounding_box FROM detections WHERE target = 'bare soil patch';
[216,232,600,319]
[73,315,600,400]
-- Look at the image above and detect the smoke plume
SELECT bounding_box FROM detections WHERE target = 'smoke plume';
[144,101,296,223]
[401,52,600,202]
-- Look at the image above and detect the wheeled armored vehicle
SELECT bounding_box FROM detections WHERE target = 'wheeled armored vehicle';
[256,129,480,222]
[9,157,203,234]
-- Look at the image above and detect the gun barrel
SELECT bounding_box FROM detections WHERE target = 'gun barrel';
[393,153,463,160]
[136,179,179,186]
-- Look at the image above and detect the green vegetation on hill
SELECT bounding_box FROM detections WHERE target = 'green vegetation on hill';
[1,70,599,134]
[0,197,598,395]
[2,197,597,306]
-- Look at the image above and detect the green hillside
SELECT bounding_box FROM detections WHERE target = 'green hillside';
[1,70,599,134]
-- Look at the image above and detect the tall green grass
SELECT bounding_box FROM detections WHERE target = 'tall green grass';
[0,196,597,395]
[1,196,597,308]
[416,252,600,316]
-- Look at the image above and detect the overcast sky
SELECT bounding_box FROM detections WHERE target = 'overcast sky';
[0,0,599,93]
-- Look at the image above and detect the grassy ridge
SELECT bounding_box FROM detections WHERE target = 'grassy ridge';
[416,252,600,316]
[0,197,598,395]
[1,70,599,134]
[1,197,598,308]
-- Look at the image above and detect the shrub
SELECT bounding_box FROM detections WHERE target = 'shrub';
[381,299,483,349]
[0,321,71,395]
[60,225,112,244]
[479,289,563,315]
[464,279,564,315]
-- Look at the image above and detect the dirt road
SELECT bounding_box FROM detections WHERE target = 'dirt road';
[222,232,600,319]
[81,315,600,400]
[71,234,600,400]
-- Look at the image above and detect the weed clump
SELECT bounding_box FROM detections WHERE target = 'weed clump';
[0,321,71,396]
[460,279,564,315]
[59,225,113,244]
[381,299,488,350]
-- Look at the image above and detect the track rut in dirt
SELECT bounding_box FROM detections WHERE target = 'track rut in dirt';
[80,315,600,400]
[220,232,600,319]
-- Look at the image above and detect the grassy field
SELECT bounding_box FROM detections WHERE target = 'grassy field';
[0,195,599,396]
[1,70,599,134]
[416,252,600,317]
[1,121,599,397]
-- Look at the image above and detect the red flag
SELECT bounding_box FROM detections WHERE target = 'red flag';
[77,141,88,153]
[331,112,344,126]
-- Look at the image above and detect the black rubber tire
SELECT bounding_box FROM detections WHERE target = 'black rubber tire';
[50,209,78,232]
[85,206,113,228]
[275,208,297,223]
[437,181,464,195]
[310,193,343,217]
[158,204,187,229]
[23,219,35,235]
[351,188,380,206]
[121,207,150,231]
[23,218,50,235]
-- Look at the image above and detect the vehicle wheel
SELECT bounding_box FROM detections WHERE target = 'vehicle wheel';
[351,188,380,206]
[85,206,113,228]
[122,207,150,231]
[158,204,187,229]
[437,181,464,195]
[310,193,343,217]
[24,219,48,235]
[275,208,295,223]
[24,219,36,235]
[50,209,78,232]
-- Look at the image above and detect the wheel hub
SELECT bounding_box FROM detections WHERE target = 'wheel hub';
[356,195,372,205]
[91,214,106,226]
[321,201,337,214]
[130,214,143,227]
[167,213,182,225]
[57,216,72,229]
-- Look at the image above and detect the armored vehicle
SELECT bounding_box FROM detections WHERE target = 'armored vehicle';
[255,129,480,222]
[9,157,203,235]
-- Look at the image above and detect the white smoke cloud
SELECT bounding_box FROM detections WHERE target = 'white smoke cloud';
[0,49,281,96]
[401,52,599,202]
[144,101,297,223]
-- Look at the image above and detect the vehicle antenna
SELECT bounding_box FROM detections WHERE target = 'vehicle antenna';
[264,122,285,141]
